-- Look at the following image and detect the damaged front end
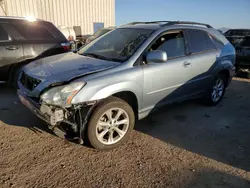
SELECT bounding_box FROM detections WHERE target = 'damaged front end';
[18,80,98,144]
[39,101,97,143]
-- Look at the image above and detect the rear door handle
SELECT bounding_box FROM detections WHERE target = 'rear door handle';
[6,46,19,50]
[183,61,191,67]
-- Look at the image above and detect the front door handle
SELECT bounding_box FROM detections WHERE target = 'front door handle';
[6,46,19,50]
[183,61,191,67]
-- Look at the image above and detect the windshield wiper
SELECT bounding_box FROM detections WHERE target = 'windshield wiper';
[83,53,122,62]
[82,53,109,60]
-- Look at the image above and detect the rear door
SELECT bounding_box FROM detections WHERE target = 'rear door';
[12,21,67,59]
[184,29,218,93]
[0,24,23,81]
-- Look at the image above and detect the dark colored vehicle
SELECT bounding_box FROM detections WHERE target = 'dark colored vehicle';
[224,29,250,46]
[0,16,70,84]
[85,27,114,44]
[236,36,250,69]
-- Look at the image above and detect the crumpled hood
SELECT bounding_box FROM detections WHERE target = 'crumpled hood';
[22,52,120,96]
[24,52,120,82]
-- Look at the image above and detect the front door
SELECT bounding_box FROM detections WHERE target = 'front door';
[141,30,193,112]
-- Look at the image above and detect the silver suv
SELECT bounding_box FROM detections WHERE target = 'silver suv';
[18,21,235,150]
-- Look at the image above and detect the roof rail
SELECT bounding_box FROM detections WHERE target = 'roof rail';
[122,21,170,26]
[122,21,213,28]
[161,21,213,28]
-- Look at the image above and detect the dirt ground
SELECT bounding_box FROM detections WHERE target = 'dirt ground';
[0,78,250,188]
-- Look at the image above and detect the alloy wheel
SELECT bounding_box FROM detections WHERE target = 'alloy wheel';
[96,108,129,145]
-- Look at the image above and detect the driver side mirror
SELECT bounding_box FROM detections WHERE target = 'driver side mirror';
[146,50,167,64]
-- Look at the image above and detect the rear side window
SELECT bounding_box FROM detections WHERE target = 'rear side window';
[210,35,224,49]
[14,23,54,40]
[186,30,216,54]
[149,31,186,59]
[0,25,10,41]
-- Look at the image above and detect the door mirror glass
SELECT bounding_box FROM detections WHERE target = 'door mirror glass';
[146,50,167,63]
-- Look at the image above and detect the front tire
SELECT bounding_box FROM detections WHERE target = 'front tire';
[204,74,227,106]
[86,97,135,150]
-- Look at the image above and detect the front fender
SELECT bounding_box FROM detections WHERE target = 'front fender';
[90,81,141,100]
[72,81,143,109]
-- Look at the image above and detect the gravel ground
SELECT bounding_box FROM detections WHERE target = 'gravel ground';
[0,78,250,188]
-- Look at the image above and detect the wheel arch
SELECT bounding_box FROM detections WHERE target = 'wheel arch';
[113,91,139,119]
[218,69,231,87]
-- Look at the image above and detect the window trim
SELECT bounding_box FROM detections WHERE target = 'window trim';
[141,29,189,64]
[184,29,217,55]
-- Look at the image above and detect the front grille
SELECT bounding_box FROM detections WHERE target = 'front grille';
[20,72,41,91]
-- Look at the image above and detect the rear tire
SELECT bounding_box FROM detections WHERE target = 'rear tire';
[203,74,227,106]
[86,96,135,150]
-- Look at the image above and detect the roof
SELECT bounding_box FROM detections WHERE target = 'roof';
[0,16,43,21]
[119,21,213,31]
[119,23,162,30]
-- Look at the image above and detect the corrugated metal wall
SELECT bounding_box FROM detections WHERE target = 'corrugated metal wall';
[1,0,115,34]
[0,0,6,15]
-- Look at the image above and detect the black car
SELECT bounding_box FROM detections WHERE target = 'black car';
[236,36,250,69]
[0,16,70,85]
[224,29,250,46]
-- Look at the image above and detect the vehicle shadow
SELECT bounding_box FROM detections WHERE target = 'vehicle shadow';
[180,168,250,188]
[0,84,53,135]
[136,78,250,172]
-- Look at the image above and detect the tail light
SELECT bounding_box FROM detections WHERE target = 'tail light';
[61,42,71,51]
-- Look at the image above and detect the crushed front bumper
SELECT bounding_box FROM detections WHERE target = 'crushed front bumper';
[17,89,96,142]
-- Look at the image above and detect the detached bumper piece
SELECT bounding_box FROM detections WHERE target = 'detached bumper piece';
[17,89,95,143]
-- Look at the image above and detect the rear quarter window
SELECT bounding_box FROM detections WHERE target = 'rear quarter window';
[210,35,225,49]
[186,29,216,54]
[14,22,55,40]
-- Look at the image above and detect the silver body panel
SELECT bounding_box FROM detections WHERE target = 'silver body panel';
[19,24,236,120]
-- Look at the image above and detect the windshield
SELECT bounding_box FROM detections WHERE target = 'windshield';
[78,28,153,62]
[94,29,112,37]
[225,29,250,36]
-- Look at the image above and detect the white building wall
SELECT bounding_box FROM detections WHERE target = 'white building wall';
[1,0,115,34]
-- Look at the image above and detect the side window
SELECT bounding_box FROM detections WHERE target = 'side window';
[186,30,216,54]
[149,31,186,59]
[0,25,10,41]
[14,23,54,40]
[210,35,224,49]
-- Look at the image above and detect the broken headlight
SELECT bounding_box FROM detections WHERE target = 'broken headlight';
[41,82,86,106]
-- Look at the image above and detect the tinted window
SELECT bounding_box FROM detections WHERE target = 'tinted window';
[210,35,224,49]
[225,29,250,36]
[241,37,250,47]
[0,25,9,41]
[150,32,185,58]
[14,23,54,40]
[186,30,216,53]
